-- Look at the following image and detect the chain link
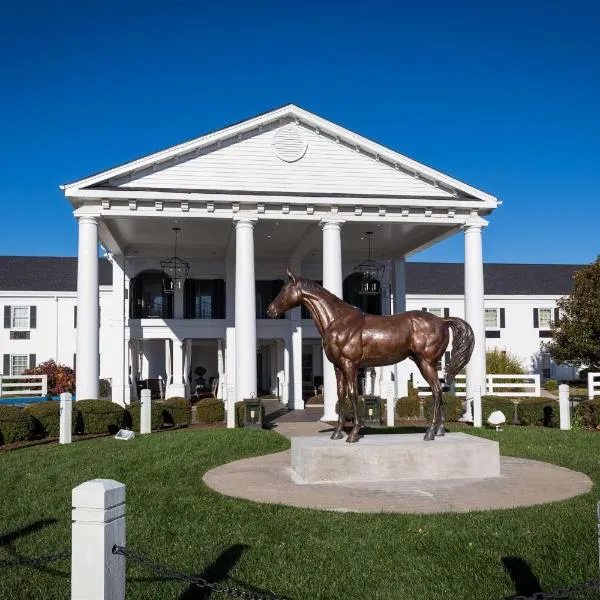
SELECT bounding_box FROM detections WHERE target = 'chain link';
[513,578,600,599]
[112,545,282,599]
[0,550,70,569]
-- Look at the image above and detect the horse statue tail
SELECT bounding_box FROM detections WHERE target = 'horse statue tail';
[443,317,475,384]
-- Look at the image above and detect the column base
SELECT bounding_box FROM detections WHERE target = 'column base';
[320,411,339,423]
[166,383,186,398]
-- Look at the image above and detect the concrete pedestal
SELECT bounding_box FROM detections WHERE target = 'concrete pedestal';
[291,433,500,484]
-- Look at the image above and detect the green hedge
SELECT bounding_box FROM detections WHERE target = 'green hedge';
[574,399,600,429]
[543,379,559,392]
[75,399,125,434]
[234,401,266,427]
[125,401,163,432]
[161,397,192,427]
[396,394,463,422]
[482,396,558,427]
[196,398,224,424]
[0,406,33,445]
[25,401,77,438]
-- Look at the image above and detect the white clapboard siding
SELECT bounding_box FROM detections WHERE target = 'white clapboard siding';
[116,123,454,198]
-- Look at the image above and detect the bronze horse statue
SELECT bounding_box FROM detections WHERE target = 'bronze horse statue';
[267,271,474,443]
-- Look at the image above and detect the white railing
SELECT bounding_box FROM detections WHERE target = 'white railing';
[0,374,48,397]
[588,372,600,400]
[417,373,540,398]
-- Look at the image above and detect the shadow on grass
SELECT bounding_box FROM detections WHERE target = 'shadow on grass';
[362,426,430,435]
[502,556,542,598]
[0,518,58,547]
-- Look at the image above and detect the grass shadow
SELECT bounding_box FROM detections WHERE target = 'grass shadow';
[0,519,58,547]
[362,426,429,435]
[502,556,542,598]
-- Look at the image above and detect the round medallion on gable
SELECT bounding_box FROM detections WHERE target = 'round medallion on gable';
[271,124,308,163]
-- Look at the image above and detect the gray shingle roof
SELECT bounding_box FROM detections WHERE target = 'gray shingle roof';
[0,257,112,291]
[0,256,582,295]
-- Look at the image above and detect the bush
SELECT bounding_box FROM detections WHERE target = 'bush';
[161,397,192,426]
[75,400,125,434]
[396,394,463,422]
[196,398,225,424]
[23,359,75,396]
[574,399,600,430]
[99,379,112,399]
[124,401,163,432]
[396,395,421,419]
[482,396,557,427]
[234,401,266,427]
[25,401,76,438]
[486,349,525,374]
[0,406,33,445]
[543,379,559,391]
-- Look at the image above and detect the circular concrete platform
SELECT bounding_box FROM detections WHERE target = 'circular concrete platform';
[203,450,592,514]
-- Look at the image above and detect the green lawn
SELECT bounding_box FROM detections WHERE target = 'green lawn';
[1,425,600,599]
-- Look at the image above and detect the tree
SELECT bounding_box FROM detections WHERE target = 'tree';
[24,359,76,396]
[486,349,524,374]
[547,257,600,371]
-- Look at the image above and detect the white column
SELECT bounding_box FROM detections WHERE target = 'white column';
[128,339,137,402]
[235,218,257,403]
[282,337,290,405]
[288,258,304,409]
[164,339,172,386]
[391,257,407,399]
[225,254,236,425]
[217,338,225,400]
[464,217,488,419]
[168,338,185,397]
[76,216,100,400]
[183,338,192,397]
[320,219,344,421]
[60,392,72,444]
[71,479,125,600]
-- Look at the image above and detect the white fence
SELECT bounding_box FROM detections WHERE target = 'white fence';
[418,373,541,398]
[0,374,47,397]
[589,372,600,400]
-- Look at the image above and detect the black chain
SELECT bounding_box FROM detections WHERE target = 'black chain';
[513,579,600,599]
[112,545,282,599]
[0,551,70,569]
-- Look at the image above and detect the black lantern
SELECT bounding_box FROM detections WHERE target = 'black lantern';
[353,232,385,296]
[160,227,190,295]
[362,395,382,427]
[243,397,263,428]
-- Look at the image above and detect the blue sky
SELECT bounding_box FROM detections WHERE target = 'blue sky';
[1,0,598,264]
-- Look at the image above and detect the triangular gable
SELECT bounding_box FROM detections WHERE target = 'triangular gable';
[62,104,497,206]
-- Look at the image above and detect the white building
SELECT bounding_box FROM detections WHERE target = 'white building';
[0,105,580,417]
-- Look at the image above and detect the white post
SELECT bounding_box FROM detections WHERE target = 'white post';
[234,218,258,403]
[463,217,487,413]
[534,374,541,397]
[41,374,48,397]
[71,479,125,600]
[140,389,151,434]
[60,392,72,444]
[559,384,571,430]
[589,372,595,400]
[76,216,100,400]
[320,219,344,422]
[473,386,483,428]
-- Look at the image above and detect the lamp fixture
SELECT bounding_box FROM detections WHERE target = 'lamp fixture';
[160,227,190,294]
[353,231,385,296]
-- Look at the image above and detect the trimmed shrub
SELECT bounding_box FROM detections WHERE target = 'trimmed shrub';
[196,398,225,424]
[75,400,125,434]
[234,401,266,427]
[335,397,365,422]
[99,379,112,399]
[396,395,421,419]
[0,406,33,445]
[574,399,600,430]
[543,379,559,391]
[124,401,163,432]
[482,396,558,427]
[161,397,192,426]
[25,400,77,438]
[396,394,463,422]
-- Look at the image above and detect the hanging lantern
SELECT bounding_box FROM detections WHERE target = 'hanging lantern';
[160,227,190,294]
[353,231,385,296]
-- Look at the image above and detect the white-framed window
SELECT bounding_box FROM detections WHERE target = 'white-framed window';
[11,306,30,329]
[538,308,553,329]
[485,308,499,329]
[11,354,29,376]
[425,307,443,317]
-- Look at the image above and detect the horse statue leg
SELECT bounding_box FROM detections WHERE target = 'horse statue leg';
[415,357,444,441]
[344,363,362,443]
[330,367,345,440]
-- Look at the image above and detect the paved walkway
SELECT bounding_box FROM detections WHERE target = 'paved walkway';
[203,409,593,514]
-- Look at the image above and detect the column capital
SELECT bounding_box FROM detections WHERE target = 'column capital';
[77,215,100,226]
[233,216,258,228]
[319,219,345,230]
[462,215,488,232]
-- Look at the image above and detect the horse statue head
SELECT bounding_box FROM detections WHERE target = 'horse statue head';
[266,270,302,318]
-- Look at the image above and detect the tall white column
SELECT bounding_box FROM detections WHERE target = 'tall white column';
[217,338,225,401]
[76,216,100,400]
[225,254,236,425]
[235,218,258,403]
[167,338,185,398]
[392,257,407,398]
[320,219,344,421]
[288,257,304,409]
[110,255,129,406]
[464,217,487,418]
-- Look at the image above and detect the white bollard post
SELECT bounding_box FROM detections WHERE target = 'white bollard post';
[385,386,396,428]
[71,479,125,600]
[60,392,72,444]
[559,384,571,430]
[140,388,151,434]
[473,386,483,428]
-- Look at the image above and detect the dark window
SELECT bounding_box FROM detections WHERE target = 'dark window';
[256,280,284,319]
[539,330,553,338]
[10,331,30,340]
[343,273,382,315]
[485,330,501,338]
[543,368,551,379]
[129,271,173,319]
[184,279,225,319]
